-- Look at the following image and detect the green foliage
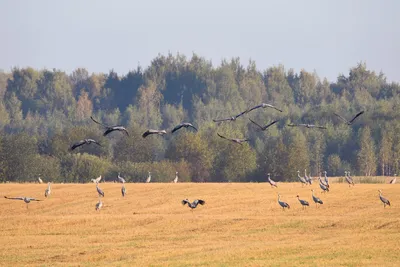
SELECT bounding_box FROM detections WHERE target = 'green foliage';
[0,55,398,182]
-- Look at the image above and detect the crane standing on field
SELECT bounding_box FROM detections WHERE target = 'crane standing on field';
[378,190,390,208]
[277,194,290,210]
[267,173,277,188]
[44,182,51,198]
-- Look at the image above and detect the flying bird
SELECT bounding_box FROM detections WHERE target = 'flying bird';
[212,109,249,123]
[249,119,279,131]
[247,103,283,113]
[70,139,101,151]
[378,190,390,208]
[91,175,102,183]
[171,123,198,133]
[182,199,205,210]
[4,196,42,209]
[142,129,167,138]
[287,123,327,129]
[334,111,364,125]
[90,116,129,136]
[217,133,249,145]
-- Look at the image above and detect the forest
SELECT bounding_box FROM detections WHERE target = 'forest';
[0,53,399,183]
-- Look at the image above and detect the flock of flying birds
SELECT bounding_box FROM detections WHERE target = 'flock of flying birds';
[2,102,393,211]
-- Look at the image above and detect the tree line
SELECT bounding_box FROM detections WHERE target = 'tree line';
[0,53,399,183]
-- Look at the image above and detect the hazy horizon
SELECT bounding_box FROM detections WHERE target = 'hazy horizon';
[1,0,399,82]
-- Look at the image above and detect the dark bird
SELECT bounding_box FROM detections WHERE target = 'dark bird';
[378,190,390,208]
[142,129,167,138]
[171,123,198,133]
[217,133,249,145]
[277,194,290,210]
[95,198,103,211]
[296,195,310,209]
[247,103,283,113]
[287,123,327,129]
[4,196,42,209]
[90,116,129,136]
[334,111,364,125]
[249,119,279,131]
[212,109,249,123]
[70,139,101,151]
[311,189,323,207]
[182,199,205,210]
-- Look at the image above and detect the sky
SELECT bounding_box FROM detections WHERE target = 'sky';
[1,0,399,82]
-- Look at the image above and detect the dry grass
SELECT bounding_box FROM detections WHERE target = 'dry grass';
[0,182,399,266]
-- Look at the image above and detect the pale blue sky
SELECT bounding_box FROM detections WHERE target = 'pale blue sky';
[1,0,399,82]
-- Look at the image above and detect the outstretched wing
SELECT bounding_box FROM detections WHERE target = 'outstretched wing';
[264,120,279,130]
[28,198,42,202]
[4,196,24,201]
[213,117,233,122]
[217,133,229,140]
[246,104,262,114]
[188,124,198,132]
[171,124,184,133]
[88,139,102,147]
[249,118,264,130]
[142,130,151,138]
[287,124,299,127]
[349,111,364,123]
[181,199,189,205]
[90,116,109,128]
[315,125,327,129]
[234,109,249,119]
[70,140,86,151]
[333,113,349,123]
[196,199,205,205]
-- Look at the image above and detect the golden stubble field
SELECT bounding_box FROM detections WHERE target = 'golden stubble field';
[0,182,399,267]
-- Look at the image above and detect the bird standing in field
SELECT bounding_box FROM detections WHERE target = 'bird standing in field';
[334,111,364,125]
[297,171,307,186]
[296,195,309,209]
[217,133,249,145]
[171,123,198,133]
[95,198,103,211]
[38,176,43,184]
[323,171,330,188]
[277,194,290,210]
[248,119,279,131]
[247,103,283,113]
[142,129,167,138]
[44,182,51,198]
[378,190,390,208]
[4,196,42,209]
[121,184,126,197]
[90,116,129,136]
[311,189,323,207]
[318,177,329,193]
[96,183,104,197]
[146,172,151,183]
[345,171,355,187]
[70,139,101,151]
[173,172,178,183]
[182,199,205,212]
[267,173,277,188]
